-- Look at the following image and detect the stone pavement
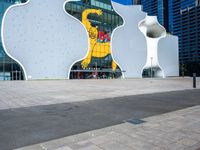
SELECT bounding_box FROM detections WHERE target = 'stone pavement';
[0,77,199,110]
[16,105,200,150]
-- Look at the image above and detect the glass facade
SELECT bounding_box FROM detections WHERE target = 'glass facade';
[169,0,200,76]
[66,0,123,79]
[0,0,24,80]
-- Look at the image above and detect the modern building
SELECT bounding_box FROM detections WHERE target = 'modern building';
[179,1,200,76]
[135,0,200,76]
[1,0,179,80]
[0,0,24,80]
[0,0,124,80]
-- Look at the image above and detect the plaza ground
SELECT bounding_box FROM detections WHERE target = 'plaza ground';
[0,77,199,110]
[0,78,199,150]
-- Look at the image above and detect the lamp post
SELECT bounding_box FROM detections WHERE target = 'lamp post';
[95,62,97,79]
[150,57,153,78]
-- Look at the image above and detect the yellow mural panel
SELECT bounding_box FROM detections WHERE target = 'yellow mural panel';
[81,9,117,71]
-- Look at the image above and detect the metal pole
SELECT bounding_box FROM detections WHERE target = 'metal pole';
[150,57,153,78]
[16,70,18,80]
[193,73,196,88]
[19,71,21,80]
[11,71,13,80]
[95,62,97,79]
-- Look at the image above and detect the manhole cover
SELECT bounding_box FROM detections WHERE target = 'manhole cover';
[126,119,146,125]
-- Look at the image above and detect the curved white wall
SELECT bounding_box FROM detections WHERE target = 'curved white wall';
[1,0,179,80]
[139,16,166,77]
[111,2,147,78]
[158,35,179,77]
[2,0,88,80]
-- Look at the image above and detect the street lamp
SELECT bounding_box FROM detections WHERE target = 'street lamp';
[150,57,153,78]
[95,62,97,79]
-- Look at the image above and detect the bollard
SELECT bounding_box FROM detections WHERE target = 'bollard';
[193,73,196,88]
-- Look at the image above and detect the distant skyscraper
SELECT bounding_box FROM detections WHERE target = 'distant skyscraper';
[169,0,200,75]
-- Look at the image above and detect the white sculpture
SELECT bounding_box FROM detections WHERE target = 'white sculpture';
[158,35,179,77]
[139,16,179,78]
[139,16,166,77]
[111,2,147,78]
[2,0,88,80]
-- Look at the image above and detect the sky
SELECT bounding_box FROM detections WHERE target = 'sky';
[111,0,133,5]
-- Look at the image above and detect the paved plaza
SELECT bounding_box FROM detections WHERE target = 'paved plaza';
[0,78,200,150]
[0,77,199,110]
[16,105,200,150]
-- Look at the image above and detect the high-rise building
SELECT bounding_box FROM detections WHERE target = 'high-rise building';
[136,0,200,76]
[179,1,200,75]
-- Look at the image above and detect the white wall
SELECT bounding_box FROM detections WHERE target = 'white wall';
[111,2,147,78]
[2,0,88,80]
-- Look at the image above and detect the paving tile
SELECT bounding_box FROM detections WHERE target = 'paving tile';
[177,138,199,147]
[41,133,93,149]
[15,144,45,150]
[68,140,94,149]
[98,141,133,150]
[186,142,200,150]
[165,131,187,141]
[163,142,188,150]
[54,146,73,150]
[77,145,103,150]
[89,135,110,145]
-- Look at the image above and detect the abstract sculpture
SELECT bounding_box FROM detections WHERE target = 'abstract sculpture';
[139,16,179,78]
[139,16,166,77]
[112,2,179,78]
[111,2,147,78]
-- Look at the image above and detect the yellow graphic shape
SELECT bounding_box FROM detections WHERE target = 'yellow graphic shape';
[81,9,117,71]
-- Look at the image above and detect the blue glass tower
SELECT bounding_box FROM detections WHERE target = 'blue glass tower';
[169,0,200,75]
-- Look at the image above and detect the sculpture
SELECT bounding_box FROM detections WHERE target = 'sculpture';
[139,16,166,77]
[139,16,179,78]
[111,2,147,78]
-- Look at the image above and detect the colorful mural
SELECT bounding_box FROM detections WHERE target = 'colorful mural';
[81,9,117,71]
[66,0,123,79]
